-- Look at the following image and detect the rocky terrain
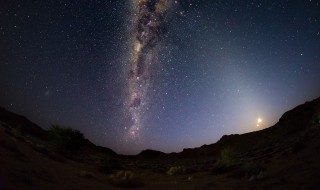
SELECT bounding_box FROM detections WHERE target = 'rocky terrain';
[0,97,320,190]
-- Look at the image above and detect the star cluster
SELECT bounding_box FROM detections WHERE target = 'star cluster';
[0,0,319,154]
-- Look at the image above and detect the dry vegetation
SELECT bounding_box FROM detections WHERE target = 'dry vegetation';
[1,97,320,189]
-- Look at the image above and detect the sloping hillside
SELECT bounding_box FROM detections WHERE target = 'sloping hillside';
[0,96,320,189]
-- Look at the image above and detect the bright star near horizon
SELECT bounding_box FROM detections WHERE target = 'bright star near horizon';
[256,117,262,127]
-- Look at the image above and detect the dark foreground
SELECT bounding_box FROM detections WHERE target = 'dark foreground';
[0,97,320,190]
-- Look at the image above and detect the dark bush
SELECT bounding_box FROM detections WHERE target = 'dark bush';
[167,166,187,176]
[107,170,143,188]
[48,125,84,154]
[218,147,239,167]
[98,157,122,173]
[212,147,240,175]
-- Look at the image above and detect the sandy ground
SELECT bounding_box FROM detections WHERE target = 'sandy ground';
[1,123,320,190]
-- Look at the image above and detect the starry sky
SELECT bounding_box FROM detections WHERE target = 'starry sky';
[1,0,320,154]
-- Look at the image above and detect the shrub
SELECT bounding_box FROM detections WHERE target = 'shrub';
[79,170,94,178]
[107,170,143,188]
[187,176,193,182]
[212,148,239,175]
[239,163,265,180]
[48,125,84,154]
[98,157,122,173]
[314,117,320,124]
[249,171,264,181]
[219,147,239,167]
[167,166,187,176]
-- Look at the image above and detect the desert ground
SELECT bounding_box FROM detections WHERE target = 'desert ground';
[1,97,320,190]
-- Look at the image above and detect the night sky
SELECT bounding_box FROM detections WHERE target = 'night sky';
[1,0,320,154]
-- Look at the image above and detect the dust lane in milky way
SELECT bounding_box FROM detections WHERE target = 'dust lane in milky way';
[124,0,171,140]
[125,0,168,139]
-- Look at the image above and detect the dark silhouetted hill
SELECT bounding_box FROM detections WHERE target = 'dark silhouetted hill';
[138,149,166,158]
[0,106,116,156]
[179,97,320,157]
[0,107,46,139]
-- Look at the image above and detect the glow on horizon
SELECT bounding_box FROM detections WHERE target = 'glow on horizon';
[256,117,262,127]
